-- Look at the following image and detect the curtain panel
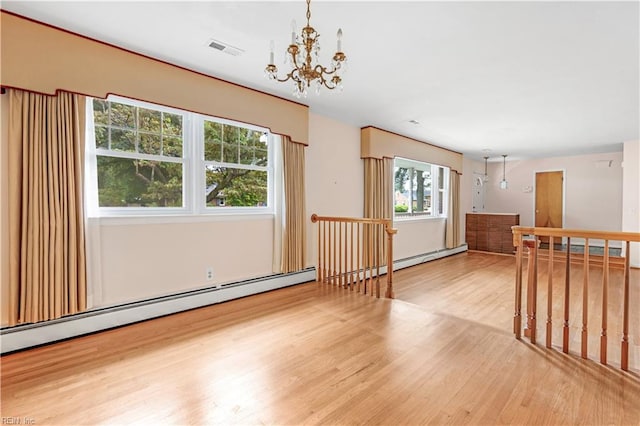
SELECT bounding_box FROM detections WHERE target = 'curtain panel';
[364,158,392,220]
[363,157,393,267]
[445,170,461,249]
[8,89,87,325]
[280,136,306,273]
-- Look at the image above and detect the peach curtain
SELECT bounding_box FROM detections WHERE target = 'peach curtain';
[363,158,393,266]
[281,135,306,273]
[364,158,392,220]
[445,170,461,249]
[8,89,87,325]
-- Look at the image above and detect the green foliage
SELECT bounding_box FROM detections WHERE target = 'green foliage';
[394,204,409,213]
[93,99,268,208]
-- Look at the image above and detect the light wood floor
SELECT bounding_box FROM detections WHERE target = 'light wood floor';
[1,252,639,425]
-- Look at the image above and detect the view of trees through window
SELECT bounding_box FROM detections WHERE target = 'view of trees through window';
[394,158,448,218]
[203,120,268,207]
[93,99,184,207]
[91,98,271,212]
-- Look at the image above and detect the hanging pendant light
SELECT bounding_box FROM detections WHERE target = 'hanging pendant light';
[483,156,489,182]
[500,154,508,189]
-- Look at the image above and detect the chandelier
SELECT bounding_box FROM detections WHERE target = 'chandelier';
[265,0,347,98]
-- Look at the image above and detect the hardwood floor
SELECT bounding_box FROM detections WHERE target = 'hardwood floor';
[1,251,638,425]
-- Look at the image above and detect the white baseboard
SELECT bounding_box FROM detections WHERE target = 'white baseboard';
[392,244,468,271]
[0,269,315,354]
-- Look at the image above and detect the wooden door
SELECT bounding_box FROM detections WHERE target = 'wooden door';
[535,171,563,243]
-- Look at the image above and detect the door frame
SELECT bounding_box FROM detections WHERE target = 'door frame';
[532,168,566,244]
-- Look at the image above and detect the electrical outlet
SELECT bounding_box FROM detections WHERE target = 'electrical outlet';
[206,267,214,281]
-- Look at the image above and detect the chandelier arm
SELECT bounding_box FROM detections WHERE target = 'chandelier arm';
[313,64,339,76]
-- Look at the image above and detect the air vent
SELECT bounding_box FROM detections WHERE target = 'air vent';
[208,39,244,57]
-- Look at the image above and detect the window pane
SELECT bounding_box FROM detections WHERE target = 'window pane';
[111,129,136,152]
[110,102,136,129]
[94,125,109,149]
[97,156,182,207]
[139,133,161,155]
[254,148,268,166]
[239,146,254,166]
[222,125,239,164]
[163,113,182,137]
[205,166,268,207]
[139,108,161,133]
[204,120,222,162]
[93,99,109,125]
[164,136,183,158]
[394,166,411,215]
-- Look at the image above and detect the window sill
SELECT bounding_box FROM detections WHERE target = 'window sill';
[393,215,446,224]
[89,212,274,226]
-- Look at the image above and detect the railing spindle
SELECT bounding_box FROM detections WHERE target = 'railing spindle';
[600,239,609,365]
[621,241,630,371]
[324,220,328,283]
[524,238,539,344]
[332,221,337,286]
[581,238,589,358]
[563,237,571,354]
[369,224,375,296]
[376,224,381,298]
[317,221,322,282]
[514,232,523,339]
[349,222,354,290]
[546,236,554,348]
[357,223,361,293]
[338,221,343,287]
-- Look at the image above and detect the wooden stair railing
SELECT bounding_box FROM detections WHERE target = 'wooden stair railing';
[311,214,398,298]
[512,226,640,371]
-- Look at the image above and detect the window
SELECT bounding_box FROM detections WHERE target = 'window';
[86,96,272,216]
[91,98,186,208]
[203,120,269,208]
[393,157,449,219]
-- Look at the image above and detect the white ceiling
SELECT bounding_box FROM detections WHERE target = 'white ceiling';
[2,1,638,160]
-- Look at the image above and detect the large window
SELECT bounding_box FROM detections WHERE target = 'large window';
[394,157,448,219]
[92,98,186,208]
[86,96,272,216]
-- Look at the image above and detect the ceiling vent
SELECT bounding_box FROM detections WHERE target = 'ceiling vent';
[208,39,244,57]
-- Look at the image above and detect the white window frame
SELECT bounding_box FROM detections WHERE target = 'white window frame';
[85,95,273,218]
[195,115,273,216]
[393,157,449,221]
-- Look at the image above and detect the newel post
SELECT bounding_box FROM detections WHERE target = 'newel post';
[385,223,398,299]
[523,238,540,344]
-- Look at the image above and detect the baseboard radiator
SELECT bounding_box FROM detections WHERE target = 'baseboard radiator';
[1,245,468,354]
[1,268,316,354]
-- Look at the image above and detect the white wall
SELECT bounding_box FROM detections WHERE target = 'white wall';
[485,151,624,236]
[394,219,447,260]
[93,217,274,307]
[622,140,639,267]
[460,157,483,243]
[305,113,364,267]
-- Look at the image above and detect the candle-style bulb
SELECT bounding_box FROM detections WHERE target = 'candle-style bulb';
[269,40,275,64]
[291,19,297,44]
[336,28,343,52]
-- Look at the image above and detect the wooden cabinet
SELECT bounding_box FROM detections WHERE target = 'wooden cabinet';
[466,213,519,255]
